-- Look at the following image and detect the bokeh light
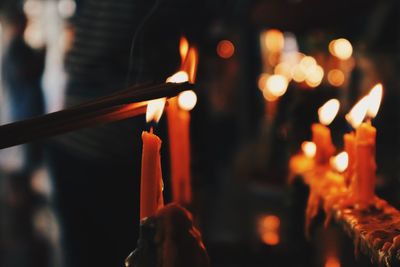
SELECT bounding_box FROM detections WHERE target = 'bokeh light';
[217,40,235,59]
[327,69,345,87]
[265,29,284,53]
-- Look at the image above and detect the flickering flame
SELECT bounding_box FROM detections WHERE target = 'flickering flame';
[181,47,199,83]
[331,152,348,173]
[180,37,189,63]
[265,74,288,97]
[302,141,316,158]
[367,83,383,119]
[345,95,369,128]
[330,38,353,60]
[178,90,197,111]
[146,98,166,123]
[318,99,340,126]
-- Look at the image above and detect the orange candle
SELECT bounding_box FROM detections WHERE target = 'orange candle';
[312,99,340,165]
[140,130,164,219]
[353,122,376,204]
[343,132,356,186]
[140,99,166,219]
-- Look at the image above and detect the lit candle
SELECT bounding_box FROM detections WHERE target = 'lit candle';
[345,83,382,204]
[312,99,340,165]
[167,43,198,205]
[140,98,165,219]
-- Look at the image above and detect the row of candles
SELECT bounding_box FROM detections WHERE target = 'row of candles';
[296,83,383,207]
[140,37,198,219]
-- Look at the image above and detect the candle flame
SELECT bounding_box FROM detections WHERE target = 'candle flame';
[179,37,189,63]
[367,83,383,119]
[345,95,369,128]
[331,151,348,173]
[178,90,197,111]
[181,47,198,83]
[302,141,316,158]
[318,99,340,125]
[166,71,189,83]
[146,98,166,123]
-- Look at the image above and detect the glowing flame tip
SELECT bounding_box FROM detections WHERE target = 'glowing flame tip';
[318,99,340,125]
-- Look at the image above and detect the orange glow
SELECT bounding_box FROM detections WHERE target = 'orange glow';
[265,74,288,97]
[325,256,341,267]
[327,69,345,87]
[264,29,284,53]
[318,99,340,126]
[180,37,189,63]
[300,56,317,71]
[178,90,197,111]
[261,232,280,245]
[302,141,316,158]
[331,38,353,60]
[367,83,383,119]
[258,215,280,246]
[166,71,189,83]
[146,98,166,123]
[331,151,349,173]
[274,62,292,80]
[345,95,369,128]
[258,73,270,91]
[217,40,235,59]
[263,88,279,102]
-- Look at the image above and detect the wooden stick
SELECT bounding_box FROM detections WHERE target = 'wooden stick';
[0,82,193,149]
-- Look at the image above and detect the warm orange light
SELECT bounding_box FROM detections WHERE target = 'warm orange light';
[274,62,292,80]
[367,83,383,119]
[181,47,199,83]
[325,256,341,267]
[166,71,189,83]
[258,73,270,91]
[318,99,340,125]
[300,56,317,71]
[331,38,353,60]
[331,151,348,173]
[264,29,284,53]
[345,95,369,128]
[265,74,288,97]
[258,215,280,246]
[217,40,235,59]
[306,65,324,87]
[179,37,189,63]
[261,232,280,246]
[262,88,279,102]
[178,90,197,111]
[327,69,345,87]
[302,141,316,158]
[146,98,166,123]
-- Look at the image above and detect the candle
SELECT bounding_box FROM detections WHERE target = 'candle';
[167,43,198,205]
[345,83,382,204]
[140,98,165,219]
[343,133,355,185]
[312,99,340,165]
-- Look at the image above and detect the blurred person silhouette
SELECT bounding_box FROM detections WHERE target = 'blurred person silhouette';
[44,1,205,267]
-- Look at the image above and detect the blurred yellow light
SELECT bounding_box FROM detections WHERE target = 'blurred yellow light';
[265,29,284,53]
[301,141,316,158]
[332,38,353,60]
[331,151,349,173]
[178,90,197,111]
[217,40,235,59]
[306,65,324,87]
[262,88,279,102]
[275,62,292,80]
[266,74,288,97]
[327,69,345,87]
[291,65,306,82]
[300,56,317,71]
[318,99,340,125]
[367,83,383,119]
